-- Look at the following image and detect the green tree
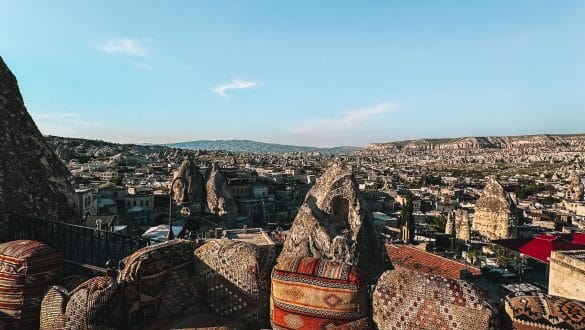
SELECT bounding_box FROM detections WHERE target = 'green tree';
[109,176,123,186]
[467,249,483,264]
[491,244,516,268]
[427,216,447,232]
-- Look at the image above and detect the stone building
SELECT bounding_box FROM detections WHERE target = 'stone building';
[549,250,585,302]
[473,177,519,240]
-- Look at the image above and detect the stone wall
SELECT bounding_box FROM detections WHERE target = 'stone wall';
[548,250,585,302]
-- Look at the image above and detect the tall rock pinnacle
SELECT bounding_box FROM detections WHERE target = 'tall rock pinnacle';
[206,163,238,217]
[0,57,77,222]
[473,177,519,239]
[278,162,391,280]
[173,158,206,215]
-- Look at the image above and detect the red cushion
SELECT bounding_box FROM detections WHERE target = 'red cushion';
[271,257,369,330]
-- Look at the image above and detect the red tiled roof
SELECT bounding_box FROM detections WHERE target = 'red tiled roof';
[386,244,481,279]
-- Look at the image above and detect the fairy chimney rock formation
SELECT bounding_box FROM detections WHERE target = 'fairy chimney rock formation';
[278,162,391,280]
[173,159,206,215]
[473,177,518,240]
[206,163,238,217]
[0,56,77,222]
[567,173,584,201]
[445,210,455,236]
[455,209,471,241]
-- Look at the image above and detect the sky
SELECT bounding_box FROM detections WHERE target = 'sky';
[1,1,584,147]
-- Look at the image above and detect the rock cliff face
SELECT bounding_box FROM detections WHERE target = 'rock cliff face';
[473,177,518,240]
[205,163,238,217]
[0,57,77,222]
[173,159,206,215]
[278,162,391,280]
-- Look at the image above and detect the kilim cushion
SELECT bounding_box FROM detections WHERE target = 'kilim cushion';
[270,256,369,330]
[146,311,247,330]
[62,276,122,329]
[118,239,199,328]
[505,291,585,330]
[194,239,277,329]
[40,275,88,330]
[0,240,63,330]
[372,267,498,330]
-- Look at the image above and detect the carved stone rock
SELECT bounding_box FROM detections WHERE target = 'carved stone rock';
[0,57,77,222]
[473,177,518,240]
[455,209,471,241]
[173,159,206,215]
[445,210,455,236]
[567,173,584,202]
[205,163,238,217]
[278,162,391,280]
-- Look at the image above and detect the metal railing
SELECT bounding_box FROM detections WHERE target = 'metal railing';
[1,214,150,268]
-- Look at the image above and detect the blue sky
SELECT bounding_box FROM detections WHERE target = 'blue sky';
[1,1,584,147]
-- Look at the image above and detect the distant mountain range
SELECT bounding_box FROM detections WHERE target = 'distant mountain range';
[167,139,360,155]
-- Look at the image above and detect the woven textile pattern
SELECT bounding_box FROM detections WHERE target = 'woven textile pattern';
[63,276,122,329]
[194,239,277,329]
[118,239,199,328]
[0,240,63,330]
[270,256,369,330]
[40,275,88,330]
[372,267,497,330]
[505,291,585,329]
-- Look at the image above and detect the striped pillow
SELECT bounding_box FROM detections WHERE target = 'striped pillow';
[271,257,369,330]
[0,240,63,329]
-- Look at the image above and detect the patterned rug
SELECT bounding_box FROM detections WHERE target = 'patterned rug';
[271,256,369,330]
[118,239,199,328]
[194,239,277,329]
[0,240,63,329]
[66,276,121,329]
[372,267,498,330]
[40,275,88,329]
[505,291,585,329]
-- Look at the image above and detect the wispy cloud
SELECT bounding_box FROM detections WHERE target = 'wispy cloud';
[97,38,148,57]
[290,102,400,134]
[31,112,102,136]
[131,61,153,71]
[210,79,258,98]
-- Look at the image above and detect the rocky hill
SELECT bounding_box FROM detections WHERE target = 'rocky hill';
[167,139,360,155]
[45,136,359,163]
[45,136,172,163]
[364,134,585,153]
